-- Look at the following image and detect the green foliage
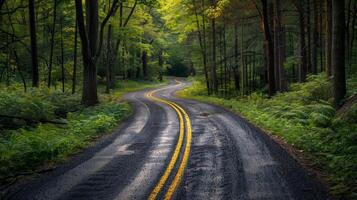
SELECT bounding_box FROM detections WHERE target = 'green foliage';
[0,80,163,182]
[179,74,357,199]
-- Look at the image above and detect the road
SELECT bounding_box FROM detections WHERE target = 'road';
[7,80,328,200]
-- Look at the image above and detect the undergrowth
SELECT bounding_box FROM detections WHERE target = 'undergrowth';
[0,80,164,182]
[179,74,357,199]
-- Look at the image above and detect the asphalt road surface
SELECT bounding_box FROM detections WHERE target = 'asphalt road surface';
[7,80,329,200]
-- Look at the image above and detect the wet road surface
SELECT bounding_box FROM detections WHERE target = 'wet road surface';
[6,80,328,200]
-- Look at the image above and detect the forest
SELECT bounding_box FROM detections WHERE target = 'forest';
[0,0,356,199]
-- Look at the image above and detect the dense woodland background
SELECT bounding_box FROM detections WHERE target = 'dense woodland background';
[0,0,356,198]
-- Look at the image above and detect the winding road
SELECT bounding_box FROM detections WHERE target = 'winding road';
[8,80,328,200]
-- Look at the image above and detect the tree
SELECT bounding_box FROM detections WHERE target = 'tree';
[326,0,333,76]
[75,0,98,106]
[261,0,276,96]
[332,0,346,107]
[28,0,39,87]
[75,0,119,106]
[48,0,58,87]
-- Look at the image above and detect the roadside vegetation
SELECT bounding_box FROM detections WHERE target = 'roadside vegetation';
[179,74,357,198]
[0,81,163,184]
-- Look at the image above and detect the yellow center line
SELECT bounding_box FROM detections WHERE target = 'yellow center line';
[146,80,192,200]
[146,89,185,200]
[164,101,192,200]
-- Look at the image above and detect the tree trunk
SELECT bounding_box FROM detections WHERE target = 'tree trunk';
[349,0,357,67]
[72,20,78,94]
[48,0,58,87]
[211,0,218,94]
[261,0,276,96]
[312,0,319,74]
[106,25,112,94]
[193,0,210,94]
[307,0,312,73]
[60,16,65,92]
[274,0,287,91]
[332,0,346,107]
[29,0,39,87]
[75,0,98,106]
[142,51,148,79]
[326,0,333,76]
[297,1,308,82]
[233,23,240,91]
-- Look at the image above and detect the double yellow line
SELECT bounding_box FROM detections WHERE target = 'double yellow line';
[146,81,192,200]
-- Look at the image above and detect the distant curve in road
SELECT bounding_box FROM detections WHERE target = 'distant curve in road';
[6,80,329,200]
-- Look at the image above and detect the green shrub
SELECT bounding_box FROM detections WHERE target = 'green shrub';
[179,74,357,199]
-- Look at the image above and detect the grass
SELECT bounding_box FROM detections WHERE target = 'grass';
[0,80,165,182]
[178,74,357,199]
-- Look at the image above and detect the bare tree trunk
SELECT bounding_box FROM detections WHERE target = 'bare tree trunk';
[261,0,276,96]
[29,0,39,87]
[349,0,357,67]
[210,0,218,94]
[193,0,210,94]
[72,20,78,94]
[307,0,312,73]
[332,0,346,107]
[326,0,333,76]
[106,25,112,93]
[75,0,98,106]
[233,23,240,91]
[48,0,58,87]
[296,1,308,82]
[312,0,319,74]
[142,51,148,79]
[60,16,65,92]
[274,0,287,91]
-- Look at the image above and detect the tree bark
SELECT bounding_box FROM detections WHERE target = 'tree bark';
[295,0,308,82]
[332,0,346,107]
[106,25,112,94]
[312,0,319,74]
[142,51,148,79]
[60,16,65,93]
[48,0,58,87]
[75,0,98,106]
[326,0,333,76]
[72,20,78,94]
[211,0,218,94]
[193,0,210,94]
[261,0,276,96]
[29,0,39,87]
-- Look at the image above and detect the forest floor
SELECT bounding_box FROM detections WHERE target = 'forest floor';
[0,80,165,188]
[178,74,357,199]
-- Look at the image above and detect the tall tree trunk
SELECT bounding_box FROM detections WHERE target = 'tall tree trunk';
[274,0,287,91]
[72,20,78,94]
[326,0,333,76]
[332,0,346,107]
[48,0,58,87]
[349,0,357,67]
[158,49,163,82]
[193,0,210,94]
[106,25,112,94]
[211,0,218,94]
[29,0,39,87]
[142,51,148,79]
[296,1,308,82]
[261,0,276,96]
[75,0,98,106]
[307,0,312,73]
[60,16,65,92]
[233,23,240,91]
[312,0,319,74]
